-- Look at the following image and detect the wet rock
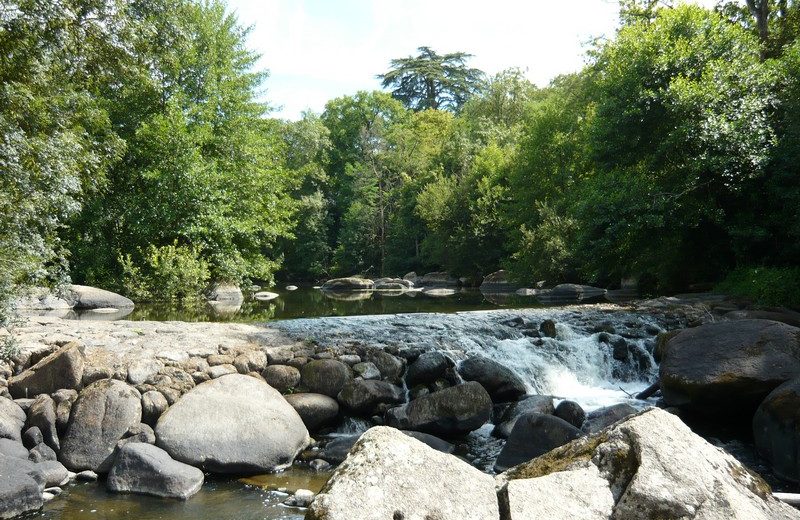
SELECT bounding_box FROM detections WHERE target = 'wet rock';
[458,356,527,403]
[660,320,800,415]
[22,427,43,450]
[261,365,301,393]
[25,394,59,451]
[60,380,142,473]
[306,427,499,520]
[337,355,361,366]
[495,412,583,472]
[65,285,134,310]
[352,361,380,380]
[300,360,352,398]
[0,454,45,519]
[155,374,309,474]
[0,397,27,442]
[321,277,374,291]
[493,395,555,439]
[540,319,557,338]
[309,459,331,472]
[554,400,586,429]
[140,390,168,425]
[8,342,85,398]
[417,272,459,287]
[285,488,315,507]
[582,403,639,434]
[337,380,404,416]
[547,284,608,303]
[366,351,404,383]
[498,408,799,520]
[284,393,339,432]
[405,351,452,388]
[754,378,800,482]
[386,382,492,436]
[107,443,204,499]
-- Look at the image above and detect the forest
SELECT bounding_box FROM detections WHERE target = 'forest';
[1,0,799,315]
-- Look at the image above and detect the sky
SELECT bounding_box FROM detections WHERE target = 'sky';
[227,0,720,120]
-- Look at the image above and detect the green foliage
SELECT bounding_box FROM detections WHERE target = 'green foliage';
[121,242,210,302]
[379,46,485,112]
[717,267,800,308]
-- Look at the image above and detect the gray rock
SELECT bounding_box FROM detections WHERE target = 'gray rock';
[28,442,57,463]
[51,389,77,434]
[0,454,45,519]
[405,351,452,388]
[22,427,43,450]
[141,390,168,425]
[493,395,555,438]
[555,400,587,429]
[81,365,112,386]
[25,394,59,451]
[300,359,351,398]
[582,403,639,434]
[261,365,301,393]
[320,277,374,291]
[660,320,800,416]
[366,351,404,383]
[155,374,309,474]
[205,283,244,303]
[65,284,134,309]
[0,438,28,459]
[754,378,800,482]
[76,470,98,482]
[386,382,492,436]
[284,393,339,432]
[37,460,69,487]
[8,342,85,399]
[59,379,142,473]
[458,356,527,403]
[337,355,361,366]
[480,270,520,292]
[107,443,204,499]
[208,364,237,379]
[337,380,404,416]
[127,359,163,385]
[498,408,800,520]
[0,397,25,442]
[306,427,499,520]
[495,412,584,472]
[352,362,380,380]
[417,272,459,287]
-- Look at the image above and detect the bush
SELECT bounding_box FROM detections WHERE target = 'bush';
[716,267,800,308]
[121,242,210,302]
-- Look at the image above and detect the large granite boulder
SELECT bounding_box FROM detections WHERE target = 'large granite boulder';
[205,283,243,303]
[107,443,204,499]
[497,408,800,520]
[405,351,452,388]
[0,454,45,519]
[386,382,492,436]
[8,342,85,398]
[25,394,59,451]
[0,398,25,442]
[60,379,142,472]
[155,374,309,474]
[320,277,373,291]
[753,378,800,482]
[494,412,583,472]
[479,270,519,292]
[306,427,499,520]
[660,320,800,415]
[66,284,134,309]
[337,380,404,416]
[262,365,301,393]
[284,393,339,432]
[458,356,527,403]
[300,359,352,397]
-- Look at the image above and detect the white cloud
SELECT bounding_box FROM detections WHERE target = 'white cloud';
[228,0,723,120]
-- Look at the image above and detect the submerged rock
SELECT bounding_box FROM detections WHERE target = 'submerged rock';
[306,427,499,520]
[660,319,800,415]
[498,408,799,520]
[155,374,309,474]
[386,382,492,436]
[107,443,204,499]
[8,342,85,399]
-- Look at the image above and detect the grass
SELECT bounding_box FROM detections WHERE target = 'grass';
[716,267,800,309]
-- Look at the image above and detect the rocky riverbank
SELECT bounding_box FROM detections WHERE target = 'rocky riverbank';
[1,299,800,518]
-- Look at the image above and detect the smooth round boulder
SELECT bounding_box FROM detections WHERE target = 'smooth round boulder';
[320,277,374,291]
[405,351,452,388]
[493,395,555,438]
[367,351,404,383]
[554,400,587,429]
[458,356,527,403]
[300,360,351,397]
[386,382,492,436]
[754,378,800,482]
[494,412,584,472]
[107,443,204,499]
[155,374,309,474]
[66,284,134,309]
[59,379,142,473]
[140,391,168,426]
[284,393,339,432]
[660,320,800,416]
[337,380,404,416]
[262,365,301,393]
[0,397,26,442]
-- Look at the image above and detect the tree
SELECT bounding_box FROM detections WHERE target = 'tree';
[378,46,485,112]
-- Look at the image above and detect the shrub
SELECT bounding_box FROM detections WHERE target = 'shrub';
[121,242,210,302]
[717,267,800,309]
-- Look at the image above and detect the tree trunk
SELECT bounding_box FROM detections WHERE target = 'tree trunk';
[746,0,771,58]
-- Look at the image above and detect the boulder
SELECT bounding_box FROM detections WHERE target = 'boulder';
[494,412,584,472]
[0,454,45,519]
[405,351,452,388]
[555,400,587,429]
[660,320,800,415]
[418,272,459,287]
[37,460,69,488]
[726,309,800,328]
[538,284,608,303]
[753,378,800,482]
[458,356,527,403]
[205,283,244,303]
[107,443,204,499]
[0,397,25,442]
[479,270,519,292]
[126,359,163,386]
[581,403,638,434]
[0,438,28,459]
[337,380,404,416]
[51,389,77,434]
[65,284,134,309]
[320,277,373,291]
[493,395,555,438]
[306,427,499,520]
[352,361,380,380]
[59,379,142,473]
[300,359,351,397]
[140,390,168,425]
[25,394,59,451]
[8,342,85,398]
[284,393,339,432]
[253,291,279,301]
[386,382,492,436]
[155,374,309,474]
[498,408,800,520]
[261,365,301,393]
[366,351,404,383]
